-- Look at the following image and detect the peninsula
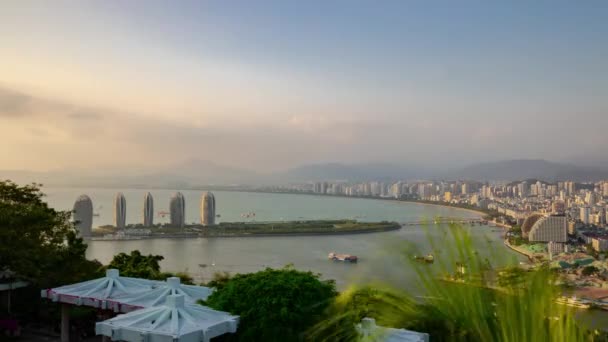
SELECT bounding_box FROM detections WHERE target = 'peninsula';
[92,219,401,240]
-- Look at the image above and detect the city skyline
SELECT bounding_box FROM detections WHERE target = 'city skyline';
[0,1,607,173]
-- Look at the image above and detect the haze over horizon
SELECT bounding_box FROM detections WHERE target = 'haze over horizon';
[1,1,607,174]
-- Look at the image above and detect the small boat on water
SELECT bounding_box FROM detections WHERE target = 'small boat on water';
[413,254,434,264]
[328,252,358,263]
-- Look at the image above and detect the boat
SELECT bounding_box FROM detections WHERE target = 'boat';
[328,252,358,263]
[413,254,434,264]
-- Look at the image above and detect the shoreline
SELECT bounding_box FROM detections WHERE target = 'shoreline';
[390,199,486,219]
[217,189,490,220]
[503,239,535,261]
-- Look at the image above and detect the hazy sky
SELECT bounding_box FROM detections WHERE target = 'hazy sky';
[1,1,607,172]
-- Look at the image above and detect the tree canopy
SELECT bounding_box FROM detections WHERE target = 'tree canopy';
[581,265,599,276]
[0,180,101,288]
[108,250,194,284]
[203,266,337,341]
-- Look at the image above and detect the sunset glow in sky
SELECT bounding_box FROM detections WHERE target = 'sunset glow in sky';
[1,1,607,172]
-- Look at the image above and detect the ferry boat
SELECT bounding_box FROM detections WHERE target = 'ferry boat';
[328,252,358,263]
[413,254,435,264]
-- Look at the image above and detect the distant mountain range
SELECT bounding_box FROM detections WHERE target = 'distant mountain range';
[275,163,424,182]
[452,159,608,182]
[2,159,607,188]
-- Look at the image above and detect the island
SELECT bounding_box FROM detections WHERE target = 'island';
[92,219,402,240]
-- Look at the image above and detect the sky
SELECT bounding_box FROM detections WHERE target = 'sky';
[1,1,607,173]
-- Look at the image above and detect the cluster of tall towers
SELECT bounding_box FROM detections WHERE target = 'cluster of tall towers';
[72,191,217,237]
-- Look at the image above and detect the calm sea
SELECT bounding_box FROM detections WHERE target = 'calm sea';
[44,187,520,290]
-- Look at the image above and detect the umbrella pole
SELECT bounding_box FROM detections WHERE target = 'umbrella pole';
[61,304,70,342]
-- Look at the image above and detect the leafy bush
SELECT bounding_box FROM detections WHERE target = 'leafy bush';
[203,266,337,341]
[581,265,599,276]
[108,250,193,284]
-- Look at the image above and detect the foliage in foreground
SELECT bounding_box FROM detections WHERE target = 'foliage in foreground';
[203,266,337,341]
[308,225,599,342]
[0,180,102,288]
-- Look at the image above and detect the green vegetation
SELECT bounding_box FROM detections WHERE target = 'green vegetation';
[582,265,600,277]
[108,250,194,284]
[94,220,401,237]
[0,180,102,288]
[206,220,400,236]
[202,266,337,341]
[0,180,103,337]
[508,235,525,246]
[308,225,597,341]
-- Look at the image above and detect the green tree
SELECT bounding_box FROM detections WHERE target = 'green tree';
[108,250,164,279]
[205,271,232,290]
[581,265,599,276]
[108,250,193,284]
[203,266,337,341]
[0,180,101,288]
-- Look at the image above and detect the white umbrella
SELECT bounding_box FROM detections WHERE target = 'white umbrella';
[96,294,239,342]
[41,269,161,312]
[358,318,429,342]
[117,277,213,312]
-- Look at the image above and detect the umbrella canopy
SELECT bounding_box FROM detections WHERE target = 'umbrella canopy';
[118,277,213,311]
[358,318,429,342]
[41,269,161,312]
[96,294,239,342]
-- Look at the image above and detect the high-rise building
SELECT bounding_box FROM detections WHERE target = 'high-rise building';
[603,182,608,197]
[481,185,492,199]
[73,194,93,237]
[585,192,597,205]
[390,182,402,198]
[200,192,216,226]
[565,181,576,196]
[143,192,154,227]
[114,192,127,229]
[528,215,567,243]
[547,185,558,197]
[461,183,469,195]
[444,191,452,202]
[580,206,591,225]
[313,182,323,194]
[518,182,529,198]
[170,192,186,227]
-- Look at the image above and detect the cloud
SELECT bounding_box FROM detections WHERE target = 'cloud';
[1,83,607,174]
[0,88,36,117]
[67,110,103,120]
